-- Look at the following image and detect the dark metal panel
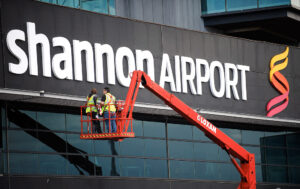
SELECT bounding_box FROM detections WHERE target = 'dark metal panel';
[142,0,153,22]
[152,0,163,24]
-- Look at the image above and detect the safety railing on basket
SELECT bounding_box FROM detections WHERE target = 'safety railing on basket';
[80,100,135,140]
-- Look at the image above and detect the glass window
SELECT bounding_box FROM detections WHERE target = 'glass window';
[119,138,144,157]
[220,128,241,144]
[9,110,37,129]
[108,0,116,15]
[143,121,166,138]
[259,0,290,8]
[241,130,264,145]
[67,133,94,154]
[262,132,286,147]
[194,142,218,161]
[168,123,193,140]
[8,130,39,152]
[263,147,287,165]
[67,154,95,175]
[289,167,300,184]
[0,152,7,174]
[37,131,66,153]
[193,126,210,141]
[263,165,288,183]
[120,158,144,177]
[218,146,230,162]
[145,159,168,178]
[1,108,5,128]
[170,160,195,179]
[218,163,240,181]
[39,154,67,175]
[132,120,143,137]
[37,112,66,131]
[81,0,108,14]
[94,140,119,155]
[256,164,263,182]
[94,156,119,176]
[9,153,39,174]
[201,0,226,14]
[57,0,79,8]
[144,139,166,158]
[227,0,258,11]
[286,133,300,149]
[195,161,218,180]
[287,149,300,166]
[66,113,81,132]
[168,141,193,160]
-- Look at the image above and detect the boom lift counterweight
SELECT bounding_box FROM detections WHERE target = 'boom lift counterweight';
[80,70,256,189]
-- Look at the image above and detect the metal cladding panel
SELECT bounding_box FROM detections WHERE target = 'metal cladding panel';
[0,0,300,120]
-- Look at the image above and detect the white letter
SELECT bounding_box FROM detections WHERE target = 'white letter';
[52,37,73,80]
[136,49,155,81]
[224,63,239,100]
[73,40,95,82]
[181,56,197,94]
[196,59,210,95]
[209,61,225,98]
[115,47,136,87]
[6,29,28,74]
[27,22,51,77]
[237,65,250,100]
[94,43,115,84]
[175,55,181,92]
[159,54,176,91]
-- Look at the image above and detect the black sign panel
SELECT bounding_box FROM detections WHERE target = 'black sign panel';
[1,0,300,120]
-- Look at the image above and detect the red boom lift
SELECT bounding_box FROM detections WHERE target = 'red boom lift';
[80,70,256,189]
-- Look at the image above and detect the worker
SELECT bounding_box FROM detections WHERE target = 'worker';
[100,87,117,133]
[86,88,102,133]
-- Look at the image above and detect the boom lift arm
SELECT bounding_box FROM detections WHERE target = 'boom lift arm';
[121,71,256,189]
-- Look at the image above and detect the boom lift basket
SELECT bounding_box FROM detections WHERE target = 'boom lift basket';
[80,100,135,141]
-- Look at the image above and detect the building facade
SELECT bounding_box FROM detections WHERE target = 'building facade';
[0,0,300,188]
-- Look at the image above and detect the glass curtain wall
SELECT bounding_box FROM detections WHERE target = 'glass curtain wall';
[201,0,291,14]
[38,0,116,15]
[1,103,299,184]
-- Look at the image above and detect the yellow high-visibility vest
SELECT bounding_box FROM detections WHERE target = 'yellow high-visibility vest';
[86,95,97,113]
[102,93,116,112]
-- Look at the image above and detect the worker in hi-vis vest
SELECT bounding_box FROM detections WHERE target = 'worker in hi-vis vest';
[100,87,117,133]
[86,88,102,133]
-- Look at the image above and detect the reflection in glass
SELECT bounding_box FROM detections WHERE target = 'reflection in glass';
[168,123,192,140]
[39,153,67,175]
[143,121,166,138]
[194,142,218,161]
[227,0,257,11]
[37,112,66,131]
[0,152,7,174]
[286,133,300,149]
[9,153,39,174]
[287,149,300,166]
[1,108,5,128]
[9,110,37,129]
[168,141,193,159]
[145,159,168,178]
[259,0,290,8]
[170,160,195,179]
[262,132,286,147]
[37,131,66,153]
[244,146,261,163]
[242,130,264,145]
[220,128,241,144]
[256,164,263,182]
[57,0,79,8]
[120,158,144,177]
[263,147,287,165]
[109,0,116,15]
[195,161,217,180]
[67,155,95,176]
[81,0,108,14]
[8,130,39,152]
[67,134,94,154]
[119,138,144,157]
[66,113,81,132]
[263,165,288,183]
[289,167,300,184]
[193,126,210,141]
[144,139,166,158]
[132,120,143,137]
[94,140,119,155]
[94,156,119,176]
[201,0,226,14]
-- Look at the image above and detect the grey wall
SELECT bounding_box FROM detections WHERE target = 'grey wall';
[115,0,217,33]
